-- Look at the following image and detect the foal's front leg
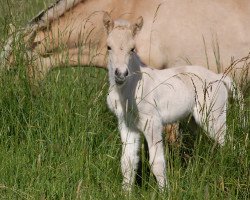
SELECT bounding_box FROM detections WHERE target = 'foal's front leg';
[119,121,141,191]
[139,117,167,190]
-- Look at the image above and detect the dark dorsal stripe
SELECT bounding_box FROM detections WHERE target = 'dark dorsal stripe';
[29,0,83,26]
[29,0,62,24]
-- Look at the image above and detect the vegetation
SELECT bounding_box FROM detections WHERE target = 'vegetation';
[0,1,249,199]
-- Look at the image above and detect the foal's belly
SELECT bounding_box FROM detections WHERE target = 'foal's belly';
[159,100,194,124]
[155,85,195,124]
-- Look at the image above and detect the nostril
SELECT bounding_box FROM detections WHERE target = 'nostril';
[115,69,119,76]
[124,70,129,77]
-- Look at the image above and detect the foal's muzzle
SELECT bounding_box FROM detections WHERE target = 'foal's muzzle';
[115,68,129,85]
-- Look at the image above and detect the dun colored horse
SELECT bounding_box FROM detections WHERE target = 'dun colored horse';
[1,0,250,85]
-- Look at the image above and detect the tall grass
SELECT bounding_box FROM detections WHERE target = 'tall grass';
[0,1,249,199]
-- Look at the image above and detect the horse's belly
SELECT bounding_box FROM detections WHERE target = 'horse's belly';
[137,0,250,81]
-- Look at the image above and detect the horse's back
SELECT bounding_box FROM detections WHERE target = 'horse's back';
[136,0,250,80]
[4,0,249,84]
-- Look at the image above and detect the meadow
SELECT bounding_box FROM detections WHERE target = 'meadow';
[0,0,249,199]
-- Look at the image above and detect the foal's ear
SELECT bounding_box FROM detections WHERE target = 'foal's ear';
[103,12,114,34]
[132,16,143,36]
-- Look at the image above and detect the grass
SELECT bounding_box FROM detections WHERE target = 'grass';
[0,1,249,199]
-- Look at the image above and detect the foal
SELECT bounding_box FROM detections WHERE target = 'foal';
[103,13,232,191]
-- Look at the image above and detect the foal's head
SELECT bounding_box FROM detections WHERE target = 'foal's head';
[103,12,143,85]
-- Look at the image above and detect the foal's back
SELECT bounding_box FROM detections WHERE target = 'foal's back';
[140,65,228,96]
[138,65,230,125]
[146,65,225,83]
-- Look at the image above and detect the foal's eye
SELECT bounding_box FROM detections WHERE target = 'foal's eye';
[130,47,136,52]
[107,46,111,51]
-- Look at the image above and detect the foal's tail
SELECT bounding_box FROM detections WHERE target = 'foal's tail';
[221,75,243,103]
[221,74,246,126]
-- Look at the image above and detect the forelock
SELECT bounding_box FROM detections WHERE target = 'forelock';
[113,19,131,30]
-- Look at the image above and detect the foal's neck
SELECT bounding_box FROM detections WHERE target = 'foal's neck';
[130,53,142,73]
[109,53,142,90]
[122,54,141,87]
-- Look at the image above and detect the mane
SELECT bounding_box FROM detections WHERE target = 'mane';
[29,0,83,26]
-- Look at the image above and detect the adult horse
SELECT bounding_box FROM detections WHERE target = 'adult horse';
[1,0,250,86]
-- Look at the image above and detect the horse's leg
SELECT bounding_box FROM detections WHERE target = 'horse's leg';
[139,117,167,190]
[165,123,180,144]
[119,121,141,192]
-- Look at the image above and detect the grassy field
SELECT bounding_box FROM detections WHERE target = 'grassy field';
[0,1,249,199]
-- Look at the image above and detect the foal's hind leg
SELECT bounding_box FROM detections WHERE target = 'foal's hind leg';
[193,93,228,146]
[206,86,229,146]
[209,97,228,146]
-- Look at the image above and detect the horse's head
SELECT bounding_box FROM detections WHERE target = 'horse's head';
[103,12,143,85]
[0,24,16,68]
[0,24,37,69]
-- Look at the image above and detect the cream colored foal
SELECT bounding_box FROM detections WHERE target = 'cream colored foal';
[103,13,233,191]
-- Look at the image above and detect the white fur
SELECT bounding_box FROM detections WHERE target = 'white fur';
[105,18,232,191]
